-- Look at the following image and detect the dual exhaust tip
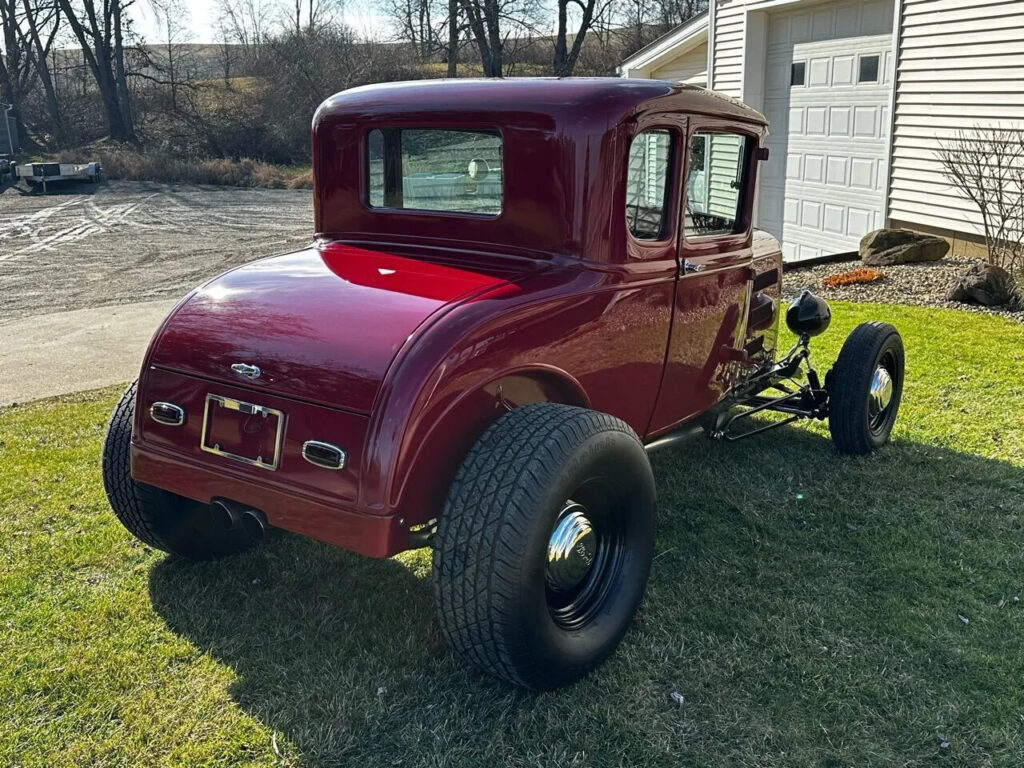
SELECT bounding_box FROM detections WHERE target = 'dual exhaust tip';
[210,498,267,542]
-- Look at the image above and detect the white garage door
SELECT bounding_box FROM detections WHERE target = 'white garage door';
[758,0,893,262]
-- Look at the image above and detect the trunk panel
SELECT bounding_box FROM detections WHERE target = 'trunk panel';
[149,243,521,412]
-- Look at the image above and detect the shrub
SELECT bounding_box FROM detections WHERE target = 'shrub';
[286,171,314,189]
[55,147,308,189]
[938,126,1024,277]
[822,268,885,289]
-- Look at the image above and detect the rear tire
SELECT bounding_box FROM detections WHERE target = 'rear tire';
[433,403,656,689]
[102,381,261,559]
[828,322,904,455]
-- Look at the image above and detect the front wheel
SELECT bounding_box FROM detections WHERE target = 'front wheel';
[828,322,905,454]
[433,403,656,689]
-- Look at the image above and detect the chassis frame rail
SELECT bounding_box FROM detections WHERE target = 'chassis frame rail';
[709,334,830,442]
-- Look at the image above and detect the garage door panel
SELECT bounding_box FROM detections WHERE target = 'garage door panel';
[829,107,851,136]
[826,156,848,185]
[804,154,825,183]
[806,107,828,135]
[822,203,846,234]
[808,57,831,87]
[833,55,856,86]
[758,0,893,261]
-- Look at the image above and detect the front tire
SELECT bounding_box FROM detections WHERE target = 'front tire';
[828,322,904,454]
[433,403,656,689]
[102,381,261,559]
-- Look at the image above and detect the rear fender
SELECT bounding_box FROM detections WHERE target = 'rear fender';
[389,366,589,530]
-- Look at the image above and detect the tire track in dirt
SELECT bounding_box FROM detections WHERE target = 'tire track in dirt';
[0,181,313,323]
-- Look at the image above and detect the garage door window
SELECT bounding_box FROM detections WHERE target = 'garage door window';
[791,61,806,86]
[626,130,674,241]
[858,55,880,83]
[686,131,750,238]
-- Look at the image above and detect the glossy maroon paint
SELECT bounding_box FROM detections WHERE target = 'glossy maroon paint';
[131,78,779,558]
[148,243,533,413]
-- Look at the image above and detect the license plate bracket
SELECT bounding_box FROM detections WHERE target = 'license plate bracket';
[200,394,285,470]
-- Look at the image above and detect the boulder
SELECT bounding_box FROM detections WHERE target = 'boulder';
[947,262,1015,306]
[860,229,950,266]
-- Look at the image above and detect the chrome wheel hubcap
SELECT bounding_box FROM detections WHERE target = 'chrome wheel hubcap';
[868,365,894,421]
[546,502,598,592]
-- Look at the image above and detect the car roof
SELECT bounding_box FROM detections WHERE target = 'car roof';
[314,77,767,128]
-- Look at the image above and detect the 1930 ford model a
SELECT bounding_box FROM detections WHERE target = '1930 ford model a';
[103,79,904,689]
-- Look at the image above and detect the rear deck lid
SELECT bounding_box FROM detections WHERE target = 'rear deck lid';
[149,243,526,412]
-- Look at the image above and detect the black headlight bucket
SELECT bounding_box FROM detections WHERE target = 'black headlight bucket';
[786,290,832,337]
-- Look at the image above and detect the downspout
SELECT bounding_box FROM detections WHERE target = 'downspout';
[882,0,904,226]
[708,0,717,90]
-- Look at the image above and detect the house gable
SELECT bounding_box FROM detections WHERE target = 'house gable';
[619,13,709,85]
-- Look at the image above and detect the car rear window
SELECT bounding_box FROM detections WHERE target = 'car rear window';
[367,128,502,216]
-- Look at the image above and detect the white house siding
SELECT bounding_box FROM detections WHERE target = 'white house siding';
[711,1,748,95]
[707,133,745,220]
[888,0,1024,236]
[650,44,709,85]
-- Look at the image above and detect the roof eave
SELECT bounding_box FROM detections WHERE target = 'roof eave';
[618,13,710,76]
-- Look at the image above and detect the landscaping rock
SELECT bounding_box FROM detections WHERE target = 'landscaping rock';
[860,229,949,266]
[947,262,1015,306]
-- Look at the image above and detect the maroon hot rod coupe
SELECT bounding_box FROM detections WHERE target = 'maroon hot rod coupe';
[103,79,904,689]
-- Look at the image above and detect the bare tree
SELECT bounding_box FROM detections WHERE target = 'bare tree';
[287,0,341,34]
[458,0,538,77]
[552,0,613,76]
[616,0,706,57]
[0,0,68,147]
[55,0,136,142]
[446,0,457,74]
[389,0,445,61]
[148,0,194,110]
[19,0,66,144]
[217,0,272,49]
[0,0,33,142]
[939,126,1024,275]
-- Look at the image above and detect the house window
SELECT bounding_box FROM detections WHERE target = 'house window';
[367,128,502,215]
[858,55,880,83]
[625,130,674,241]
[686,131,750,238]
[791,62,806,86]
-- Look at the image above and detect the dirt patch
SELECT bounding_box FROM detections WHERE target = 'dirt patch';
[0,180,313,324]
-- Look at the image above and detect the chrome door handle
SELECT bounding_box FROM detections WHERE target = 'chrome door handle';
[681,259,705,274]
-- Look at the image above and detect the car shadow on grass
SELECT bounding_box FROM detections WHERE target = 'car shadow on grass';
[148,424,1024,766]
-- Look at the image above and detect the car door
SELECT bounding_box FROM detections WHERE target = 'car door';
[648,120,762,434]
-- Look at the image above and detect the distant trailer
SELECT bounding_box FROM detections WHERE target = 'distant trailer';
[14,161,102,192]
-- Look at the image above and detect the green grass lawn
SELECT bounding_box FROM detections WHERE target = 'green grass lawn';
[2,302,1023,767]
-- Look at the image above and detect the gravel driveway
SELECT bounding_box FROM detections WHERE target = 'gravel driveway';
[0,180,313,324]
[3,180,1019,326]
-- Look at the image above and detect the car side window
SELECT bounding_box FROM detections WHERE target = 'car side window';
[625,130,673,241]
[686,131,750,238]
